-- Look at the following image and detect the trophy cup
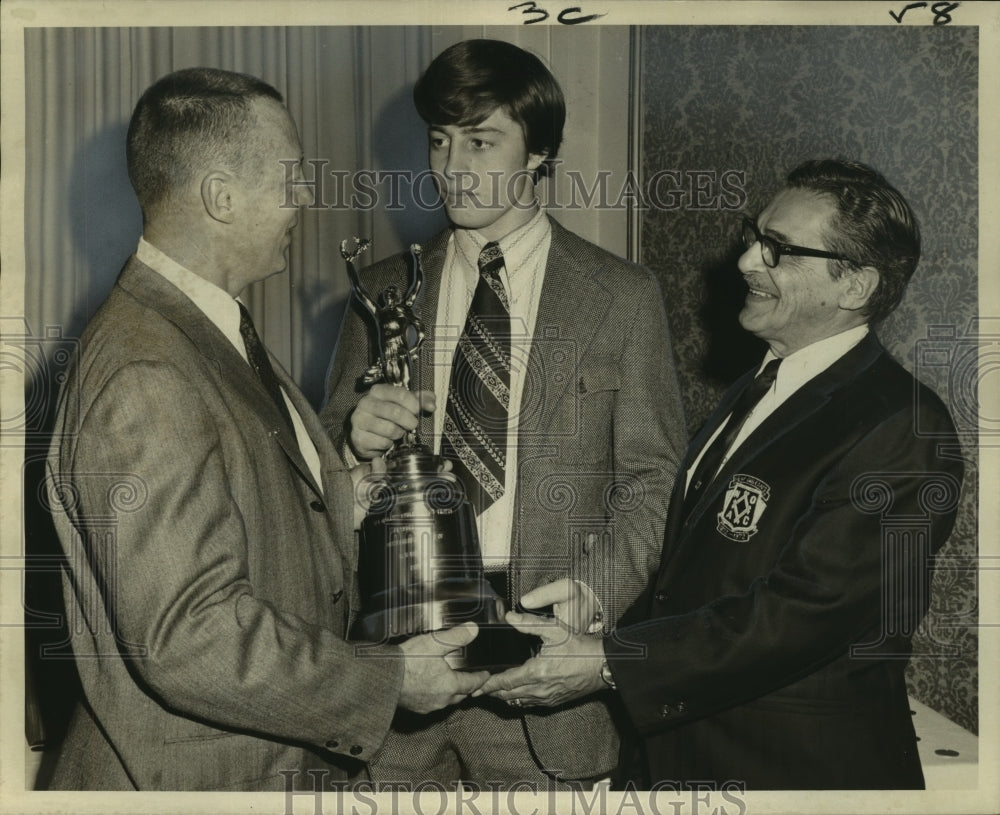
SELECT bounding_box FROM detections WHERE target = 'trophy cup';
[342,238,531,672]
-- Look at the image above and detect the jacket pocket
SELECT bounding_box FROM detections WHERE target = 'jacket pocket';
[563,366,620,464]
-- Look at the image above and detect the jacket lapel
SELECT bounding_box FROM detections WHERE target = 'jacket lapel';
[410,230,450,444]
[658,374,755,552]
[116,258,324,499]
[678,332,886,530]
[522,217,615,439]
[683,369,756,474]
[270,361,339,501]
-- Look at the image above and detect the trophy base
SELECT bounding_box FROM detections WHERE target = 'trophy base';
[354,584,539,673]
[456,621,541,674]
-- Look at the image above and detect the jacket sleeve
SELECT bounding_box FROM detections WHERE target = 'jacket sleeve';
[66,360,404,758]
[605,402,962,735]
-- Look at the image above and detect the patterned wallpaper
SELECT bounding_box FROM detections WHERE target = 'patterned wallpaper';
[638,26,979,732]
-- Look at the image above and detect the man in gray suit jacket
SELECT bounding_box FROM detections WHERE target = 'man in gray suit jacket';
[43,67,486,792]
[320,40,686,788]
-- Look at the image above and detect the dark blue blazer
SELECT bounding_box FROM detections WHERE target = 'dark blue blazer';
[606,332,964,790]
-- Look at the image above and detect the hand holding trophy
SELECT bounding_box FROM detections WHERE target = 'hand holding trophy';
[342,238,517,671]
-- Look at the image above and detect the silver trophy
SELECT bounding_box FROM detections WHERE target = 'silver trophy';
[342,238,524,671]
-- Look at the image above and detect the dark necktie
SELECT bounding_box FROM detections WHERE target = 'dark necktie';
[440,242,511,514]
[684,358,781,510]
[238,303,295,433]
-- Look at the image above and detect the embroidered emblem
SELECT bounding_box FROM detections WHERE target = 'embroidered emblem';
[717,474,771,542]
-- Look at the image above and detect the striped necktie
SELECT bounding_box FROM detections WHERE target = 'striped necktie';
[441,241,511,514]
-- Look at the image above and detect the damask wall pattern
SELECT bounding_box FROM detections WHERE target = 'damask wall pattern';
[638,26,978,732]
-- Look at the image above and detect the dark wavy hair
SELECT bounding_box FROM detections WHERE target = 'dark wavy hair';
[126,67,283,217]
[786,159,921,324]
[413,39,565,178]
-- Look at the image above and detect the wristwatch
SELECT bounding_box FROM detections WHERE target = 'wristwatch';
[600,660,616,690]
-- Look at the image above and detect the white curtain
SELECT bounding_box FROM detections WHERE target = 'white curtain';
[23,25,633,406]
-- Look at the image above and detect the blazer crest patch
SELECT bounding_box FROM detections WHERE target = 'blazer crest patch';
[717,474,771,541]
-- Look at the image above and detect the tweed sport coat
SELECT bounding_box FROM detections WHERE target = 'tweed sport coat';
[606,332,964,789]
[320,216,687,779]
[44,258,404,790]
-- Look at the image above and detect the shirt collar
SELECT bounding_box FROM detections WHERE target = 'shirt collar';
[452,208,550,283]
[762,324,870,395]
[136,237,248,364]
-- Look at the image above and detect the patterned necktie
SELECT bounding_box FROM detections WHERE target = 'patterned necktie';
[238,303,295,433]
[684,358,782,511]
[441,241,511,514]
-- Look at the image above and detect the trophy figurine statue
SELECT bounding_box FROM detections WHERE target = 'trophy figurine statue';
[341,238,527,671]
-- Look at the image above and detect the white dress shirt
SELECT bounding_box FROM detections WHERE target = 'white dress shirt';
[432,209,551,564]
[684,324,870,494]
[136,238,323,487]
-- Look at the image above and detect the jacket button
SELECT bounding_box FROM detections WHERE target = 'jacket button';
[350,745,363,756]
[325,739,339,749]
[310,500,325,512]
[677,701,687,713]
[659,704,672,717]
[655,591,668,603]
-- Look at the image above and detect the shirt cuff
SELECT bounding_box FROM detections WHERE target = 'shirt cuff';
[342,441,361,468]
[572,579,606,634]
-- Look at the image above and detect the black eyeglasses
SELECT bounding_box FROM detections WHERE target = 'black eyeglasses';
[741,217,854,269]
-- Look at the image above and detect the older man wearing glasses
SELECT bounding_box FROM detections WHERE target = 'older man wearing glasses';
[477,159,964,790]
